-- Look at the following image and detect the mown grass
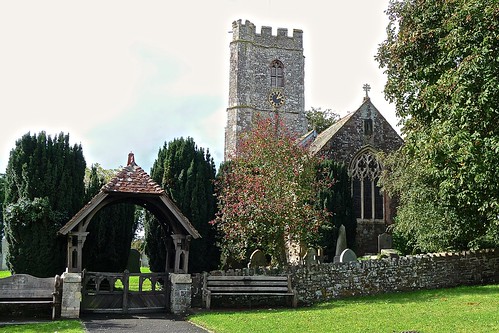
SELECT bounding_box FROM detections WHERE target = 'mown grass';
[0,271,11,279]
[0,320,83,333]
[189,284,499,333]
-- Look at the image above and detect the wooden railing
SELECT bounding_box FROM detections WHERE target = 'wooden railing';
[81,270,169,313]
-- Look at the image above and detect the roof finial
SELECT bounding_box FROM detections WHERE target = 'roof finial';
[127,152,136,166]
[363,83,371,100]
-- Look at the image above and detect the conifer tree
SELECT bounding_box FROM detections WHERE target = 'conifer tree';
[144,137,219,273]
[3,132,86,276]
[0,173,5,239]
[317,160,356,261]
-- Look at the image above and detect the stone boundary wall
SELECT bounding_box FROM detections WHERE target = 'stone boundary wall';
[192,249,499,306]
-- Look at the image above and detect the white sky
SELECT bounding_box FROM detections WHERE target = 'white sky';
[0,0,399,173]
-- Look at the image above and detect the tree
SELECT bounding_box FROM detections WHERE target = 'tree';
[213,116,331,266]
[3,132,86,276]
[82,164,138,272]
[305,107,339,133]
[0,173,5,240]
[376,0,499,252]
[317,160,356,261]
[144,137,219,273]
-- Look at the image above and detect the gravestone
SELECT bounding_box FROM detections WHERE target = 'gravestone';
[378,232,393,253]
[303,248,318,266]
[248,249,267,268]
[339,248,357,263]
[126,249,141,273]
[334,225,347,263]
[1,237,8,270]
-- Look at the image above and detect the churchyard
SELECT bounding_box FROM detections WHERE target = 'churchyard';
[0,275,497,333]
[190,284,499,333]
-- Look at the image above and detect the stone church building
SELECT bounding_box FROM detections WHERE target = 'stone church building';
[224,20,403,255]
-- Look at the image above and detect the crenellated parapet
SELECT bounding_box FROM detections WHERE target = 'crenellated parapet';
[231,19,303,50]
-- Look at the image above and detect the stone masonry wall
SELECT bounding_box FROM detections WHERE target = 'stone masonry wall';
[192,249,499,307]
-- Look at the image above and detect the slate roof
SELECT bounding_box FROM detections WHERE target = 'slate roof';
[308,111,355,156]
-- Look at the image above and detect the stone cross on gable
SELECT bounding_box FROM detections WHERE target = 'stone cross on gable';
[363,83,371,98]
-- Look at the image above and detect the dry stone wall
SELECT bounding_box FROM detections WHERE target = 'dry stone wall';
[192,249,499,307]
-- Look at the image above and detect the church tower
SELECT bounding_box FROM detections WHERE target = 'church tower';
[224,20,307,160]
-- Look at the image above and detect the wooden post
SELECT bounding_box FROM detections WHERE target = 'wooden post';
[122,270,129,314]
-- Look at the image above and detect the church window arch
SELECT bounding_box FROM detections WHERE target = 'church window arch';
[350,149,384,220]
[270,60,284,88]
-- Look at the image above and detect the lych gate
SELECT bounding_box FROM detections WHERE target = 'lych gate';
[58,153,200,314]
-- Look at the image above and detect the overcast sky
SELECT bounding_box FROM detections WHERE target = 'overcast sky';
[0,0,398,173]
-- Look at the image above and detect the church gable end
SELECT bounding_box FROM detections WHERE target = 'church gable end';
[312,98,403,165]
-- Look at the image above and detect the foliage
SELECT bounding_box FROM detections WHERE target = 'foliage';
[376,0,499,252]
[3,132,86,276]
[144,137,219,273]
[317,160,356,260]
[0,173,5,239]
[305,107,339,134]
[213,116,331,266]
[189,284,499,333]
[82,164,138,272]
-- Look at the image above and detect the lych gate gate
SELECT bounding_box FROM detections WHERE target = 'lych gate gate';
[81,271,169,313]
[58,153,200,314]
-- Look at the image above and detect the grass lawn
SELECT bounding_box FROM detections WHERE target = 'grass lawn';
[0,271,11,279]
[189,284,499,333]
[0,320,83,333]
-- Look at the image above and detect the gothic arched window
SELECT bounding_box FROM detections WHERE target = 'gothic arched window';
[350,150,384,220]
[270,60,284,88]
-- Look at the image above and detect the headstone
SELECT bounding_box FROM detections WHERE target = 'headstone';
[378,232,393,252]
[339,248,357,263]
[334,225,347,263]
[126,249,141,273]
[303,248,318,266]
[140,252,149,267]
[1,237,8,270]
[248,249,267,268]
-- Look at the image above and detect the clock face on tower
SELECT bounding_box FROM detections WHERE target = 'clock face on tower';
[268,90,285,108]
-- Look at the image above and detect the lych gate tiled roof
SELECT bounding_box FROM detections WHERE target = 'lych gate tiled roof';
[102,153,164,194]
[59,152,200,238]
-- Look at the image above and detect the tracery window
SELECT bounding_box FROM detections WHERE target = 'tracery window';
[350,150,384,220]
[270,60,284,88]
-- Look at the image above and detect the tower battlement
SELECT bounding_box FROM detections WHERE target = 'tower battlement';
[232,19,303,50]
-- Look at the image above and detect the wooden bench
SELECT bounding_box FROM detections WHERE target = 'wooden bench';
[0,274,62,319]
[202,275,297,309]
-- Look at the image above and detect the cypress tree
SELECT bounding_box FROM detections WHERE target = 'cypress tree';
[144,137,219,273]
[3,131,86,276]
[317,160,357,261]
[0,173,6,240]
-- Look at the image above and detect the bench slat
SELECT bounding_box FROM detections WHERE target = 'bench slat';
[207,276,287,281]
[0,300,53,304]
[210,292,294,296]
[208,286,289,293]
[203,274,297,309]
[207,281,288,287]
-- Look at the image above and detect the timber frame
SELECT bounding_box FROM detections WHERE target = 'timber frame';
[58,153,200,274]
